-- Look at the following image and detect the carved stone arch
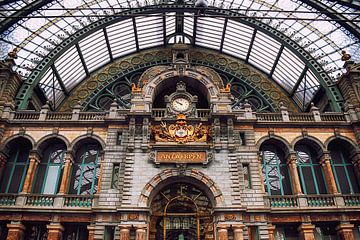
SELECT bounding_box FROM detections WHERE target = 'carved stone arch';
[256,135,291,156]
[141,66,224,105]
[35,134,70,152]
[70,134,106,152]
[325,135,360,152]
[138,169,224,208]
[0,134,35,154]
[292,135,326,157]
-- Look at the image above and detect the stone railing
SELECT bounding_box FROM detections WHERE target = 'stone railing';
[0,194,17,206]
[25,194,55,207]
[63,195,94,207]
[265,194,360,209]
[305,195,336,207]
[151,109,211,119]
[267,195,298,208]
[4,107,353,124]
[256,113,282,122]
[0,194,96,209]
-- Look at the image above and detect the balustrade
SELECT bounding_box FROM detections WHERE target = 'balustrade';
[256,113,282,121]
[0,194,16,206]
[288,113,314,122]
[63,195,93,207]
[343,194,360,206]
[305,195,336,207]
[13,111,40,120]
[266,195,298,208]
[320,113,346,122]
[79,112,106,120]
[46,112,72,120]
[25,194,55,207]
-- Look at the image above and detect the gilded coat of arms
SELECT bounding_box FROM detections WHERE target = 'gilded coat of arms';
[151,114,210,143]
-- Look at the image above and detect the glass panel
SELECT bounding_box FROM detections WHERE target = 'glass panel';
[42,165,60,194]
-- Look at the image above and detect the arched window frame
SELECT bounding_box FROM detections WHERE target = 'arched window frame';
[296,145,328,195]
[261,145,293,195]
[0,141,31,193]
[329,145,360,194]
[69,144,100,195]
[32,143,66,194]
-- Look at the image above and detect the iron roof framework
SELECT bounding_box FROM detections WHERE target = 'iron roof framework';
[0,0,359,111]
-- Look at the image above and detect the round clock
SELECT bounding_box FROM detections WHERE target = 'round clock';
[171,97,190,112]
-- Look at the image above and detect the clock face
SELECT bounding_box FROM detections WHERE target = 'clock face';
[171,97,190,112]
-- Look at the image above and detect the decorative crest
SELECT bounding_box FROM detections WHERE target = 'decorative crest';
[151,114,211,143]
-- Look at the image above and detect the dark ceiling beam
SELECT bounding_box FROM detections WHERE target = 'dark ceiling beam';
[0,0,52,33]
[75,43,90,77]
[290,66,308,97]
[245,29,257,63]
[132,17,140,51]
[103,28,114,62]
[300,0,360,39]
[163,13,167,45]
[50,64,69,96]
[320,0,360,10]
[192,15,198,46]
[219,18,228,52]
[269,45,284,78]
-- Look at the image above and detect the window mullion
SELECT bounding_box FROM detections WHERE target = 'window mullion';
[6,150,19,193]
[298,165,307,195]
[277,164,284,195]
[310,164,320,195]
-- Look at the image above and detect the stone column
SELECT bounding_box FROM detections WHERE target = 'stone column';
[0,151,7,181]
[320,153,338,194]
[96,151,105,193]
[47,223,64,240]
[232,224,245,240]
[217,225,228,240]
[59,152,73,194]
[336,222,355,240]
[87,224,96,240]
[287,152,303,195]
[268,224,276,240]
[135,225,147,240]
[119,225,131,240]
[22,151,40,193]
[6,222,25,240]
[298,223,315,240]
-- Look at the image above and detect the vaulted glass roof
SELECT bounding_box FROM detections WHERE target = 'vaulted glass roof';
[0,0,359,111]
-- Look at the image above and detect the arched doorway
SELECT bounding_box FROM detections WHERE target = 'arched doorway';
[149,182,214,240]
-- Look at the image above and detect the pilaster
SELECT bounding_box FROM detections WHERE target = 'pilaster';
[287,152,302,195]
[320,153,338,194]
[336,223,355,240]
[119,225,131,240]
[6,222,25,240]
[59,151,73,194]
[217,225,229,240]
[298,223,315,240]
[135,225,147,240]
[47,223,64,240]
[87,224,96,240]
[268,224,276,240]
[232,224,245,240]
[22,151,40,193]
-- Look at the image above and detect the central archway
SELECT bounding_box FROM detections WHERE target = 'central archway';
[149,181,215,240]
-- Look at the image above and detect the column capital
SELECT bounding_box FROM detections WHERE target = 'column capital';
[7,223,25,231]
[29,150,40,162]
[319,152,331,164]
[232,224,245,230]
[64,151,74,163]
[286,152,297,164]
[47,223,64,232]
[118,224,132,230]
[298,223,315,233]
[336,222,354,231]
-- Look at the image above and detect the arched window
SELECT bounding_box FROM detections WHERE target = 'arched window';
[329,140,360,194]
[0,138,32,193]
[296,144,327,195]
[261,144,292,195]
[68,142,101,195]
[32,139,66,194]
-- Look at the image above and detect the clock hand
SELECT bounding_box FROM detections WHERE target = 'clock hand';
[175,100,183,106]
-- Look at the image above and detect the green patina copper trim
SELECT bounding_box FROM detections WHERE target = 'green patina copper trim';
[59,47,299,112]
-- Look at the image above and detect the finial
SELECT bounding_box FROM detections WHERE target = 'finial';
[341,50,351,62]
[131,83,142,93]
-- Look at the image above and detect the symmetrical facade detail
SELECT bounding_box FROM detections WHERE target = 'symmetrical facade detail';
[0,7,360,237]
